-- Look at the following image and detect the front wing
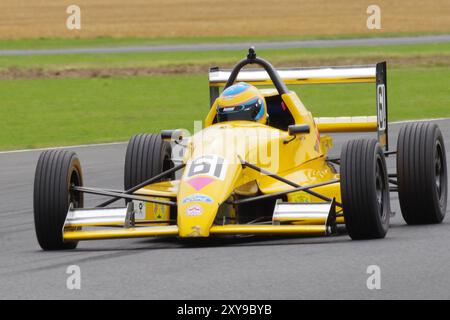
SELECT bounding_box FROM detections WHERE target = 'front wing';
[62,199,337,241]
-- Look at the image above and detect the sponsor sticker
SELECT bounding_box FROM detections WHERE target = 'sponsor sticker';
[182,194,213,204]
[289,192,311,203]
[186,204,203,216]
[133,199,168,220]
[133,200,146,219]
[152,202,168,220]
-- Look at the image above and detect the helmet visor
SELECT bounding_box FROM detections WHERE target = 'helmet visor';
[217,98,263,122]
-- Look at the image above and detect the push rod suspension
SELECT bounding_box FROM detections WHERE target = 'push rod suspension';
[240,160,342,207]
[95,163,185,207]
[72,186,177,206]
[229,179,340,205]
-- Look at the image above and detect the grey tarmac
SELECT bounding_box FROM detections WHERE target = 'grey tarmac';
[0,119,449,299]
[1,34,450,56]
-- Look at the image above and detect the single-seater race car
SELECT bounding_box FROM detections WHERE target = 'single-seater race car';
[33,48,447,250]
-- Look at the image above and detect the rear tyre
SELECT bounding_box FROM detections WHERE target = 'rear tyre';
[124,134,174,190]
[340,139,390,240]
[33,150,83,250]
[397,122,447,224]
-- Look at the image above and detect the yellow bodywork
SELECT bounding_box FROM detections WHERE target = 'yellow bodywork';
[63,87,349,242]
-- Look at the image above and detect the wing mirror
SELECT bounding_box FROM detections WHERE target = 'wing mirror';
[161,129,183,142]
[284,124,310,144]
[288,124,310,135]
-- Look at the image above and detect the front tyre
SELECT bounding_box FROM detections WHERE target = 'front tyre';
[397,122,447,224]
[124,134,173,190]
[33,150,83,250]
[340,139,390,240]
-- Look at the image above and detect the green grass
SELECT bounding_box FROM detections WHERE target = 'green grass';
[300,67,450,120]
[1,42,450,71]
[0,32,446,50]
[0,66,448,150]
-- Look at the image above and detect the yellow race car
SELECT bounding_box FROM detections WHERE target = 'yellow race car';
[33,48,447,250]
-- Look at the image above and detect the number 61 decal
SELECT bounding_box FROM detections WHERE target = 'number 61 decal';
[186,155,228,180]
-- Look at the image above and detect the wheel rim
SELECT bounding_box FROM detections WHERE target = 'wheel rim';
[69,169,82,209]
[435,142,446,208]
[375,156,387,219]
[162,147,175,180]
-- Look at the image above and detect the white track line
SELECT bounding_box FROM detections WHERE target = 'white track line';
[0,141,127,155]
[1,118,449,155]
[390,117,450,124]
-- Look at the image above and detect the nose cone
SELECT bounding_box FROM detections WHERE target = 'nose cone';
[176,122,281,237]
[177,154,242,237]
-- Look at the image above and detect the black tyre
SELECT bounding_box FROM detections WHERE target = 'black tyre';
[340,139,390,239]
[34,150,83,250]
[124,134,173,190]
[397,122,447,224]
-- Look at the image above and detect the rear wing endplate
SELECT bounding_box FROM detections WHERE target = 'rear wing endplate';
[208,62,388,150]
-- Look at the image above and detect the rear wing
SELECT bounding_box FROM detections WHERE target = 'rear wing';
[208,62,388,151]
